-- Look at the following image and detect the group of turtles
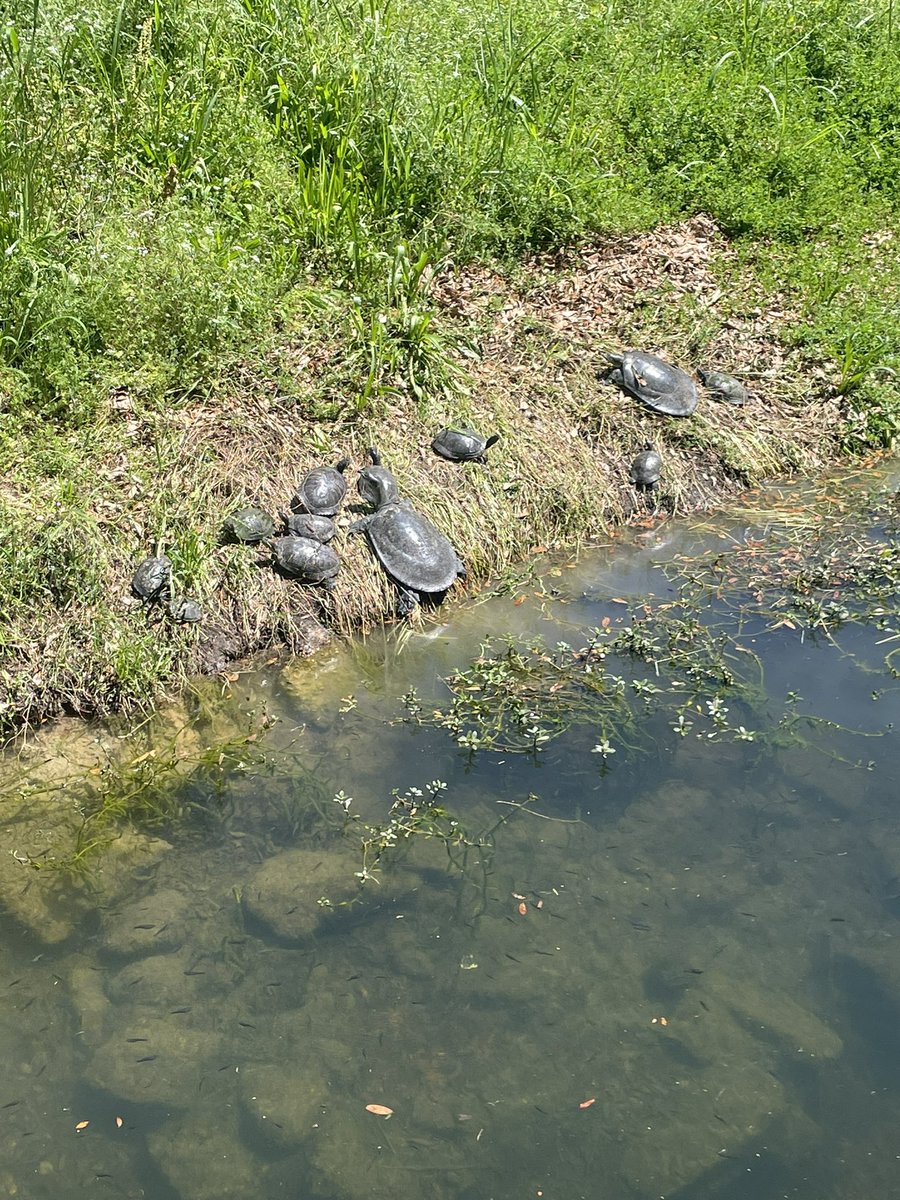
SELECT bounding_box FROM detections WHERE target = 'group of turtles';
[130,349,747,621]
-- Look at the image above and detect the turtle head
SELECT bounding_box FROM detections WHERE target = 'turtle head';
[644,440,655,451]
[335,456,351,474]
[485,434,501,450]
[366,446,383,466]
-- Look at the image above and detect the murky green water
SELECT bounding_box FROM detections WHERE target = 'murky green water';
[2,464,899,1200]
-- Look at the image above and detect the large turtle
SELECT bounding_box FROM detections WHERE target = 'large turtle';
[349,473,465,616]
[281,512,336,543]
[357,446,400,509]
[272,536,340,590]
[697,367,748,407]
[629,441,663,490]
[223,507,275,544]
[606,351,698,417]
[293,457,351,516]
[131,555,172,604]
[431,428,500,464]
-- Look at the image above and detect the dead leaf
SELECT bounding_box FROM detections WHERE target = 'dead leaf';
[514,595,526,606]
[579,1098,596,1109]
[115,1116,124,1129]
[365,1104,394,1117]
[75,1120,90,1132]
[517,902,528,916]
[601,617,611,628]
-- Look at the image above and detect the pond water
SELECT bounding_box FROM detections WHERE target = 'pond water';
[2,462,899,1200]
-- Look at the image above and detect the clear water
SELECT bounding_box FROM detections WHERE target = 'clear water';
[2,464,899,1200]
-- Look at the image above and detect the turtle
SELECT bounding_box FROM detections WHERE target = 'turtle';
[349,471,466,616]
[357,446,400,509]
[168,597,203,624]
[281,512,336,543]
[629,441,663,490]
[131,555,172,604]
[697,367,748,407]
[431,428,500,464]
[223,507,275,544]
[271,536,340,590]
[293,457,351,516]
[605,350,698,417]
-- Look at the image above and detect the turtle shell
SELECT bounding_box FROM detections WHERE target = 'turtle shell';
[224,507,275,543]
[131,555,172,601]
[283,513,336,542]
[294,458,350,516]
[364,502,463,594]
[168,597,203,623]
[357,446,400,509]
[698,368,747,406]
[608,351,698,417]
[272,536,340,586]
[431,428,500,463]
[629,442,663,486]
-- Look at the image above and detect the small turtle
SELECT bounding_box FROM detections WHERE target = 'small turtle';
[357,446,400,509]
[131,555,172,604]
[629,441,663,490]
[431,428,500,464]
[168,597,203,624]
[281,512,336,543]
[223,507,275,544]
[697,368,748,407]
[605,351,698,417]
[349,471,465,616]
[272,536,340,590]
[293,457,351,516]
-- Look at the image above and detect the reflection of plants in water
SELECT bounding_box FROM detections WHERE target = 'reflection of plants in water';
[669,494,900,670]
[22,717,276,871]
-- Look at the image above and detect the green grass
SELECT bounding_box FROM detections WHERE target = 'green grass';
[1,0,899,733]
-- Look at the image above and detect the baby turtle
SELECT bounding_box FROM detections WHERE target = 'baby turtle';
[272,536,340,590]
[223,507,275,544]
[293,457,351,516]
[606,351,698,417]
[357,446,400,509]
[131,555,172,604]
[350,472,465,616]
[431,428,500,464]
[629,441,663,490]
[281,512,336,543]
[168,597,203,624]
[697,368,748,407]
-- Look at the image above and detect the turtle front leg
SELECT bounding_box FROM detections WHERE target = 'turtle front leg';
[395,586,420,617]
[347,517,372,535]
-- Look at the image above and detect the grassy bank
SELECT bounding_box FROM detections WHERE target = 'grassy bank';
[2,0,899,734]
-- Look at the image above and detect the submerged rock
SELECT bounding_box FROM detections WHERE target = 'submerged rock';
[243,844,365,941]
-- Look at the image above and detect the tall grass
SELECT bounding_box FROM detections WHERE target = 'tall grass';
[1,0,898,422]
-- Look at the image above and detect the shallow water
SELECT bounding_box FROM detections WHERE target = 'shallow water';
[2,463,899,1200]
